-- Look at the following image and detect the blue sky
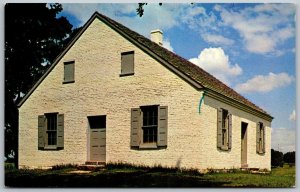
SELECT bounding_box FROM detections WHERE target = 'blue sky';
[58,3,296,153]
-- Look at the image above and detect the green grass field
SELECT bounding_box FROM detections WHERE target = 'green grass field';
[5,163,295,187]
[203,164,295,187]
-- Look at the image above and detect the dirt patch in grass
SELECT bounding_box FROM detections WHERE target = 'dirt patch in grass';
[67,170,92,174]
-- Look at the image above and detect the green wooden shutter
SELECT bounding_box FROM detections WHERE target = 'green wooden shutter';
[228,113,232,149]
[57,114,64,149]
[157,106,168,147]
[256,122,260,153]
[38,115,46,149]
[121,52,134,75]
[217,108,223,148]
[262,125,266,153]
[64,61,75,82]
[131,108,141,147]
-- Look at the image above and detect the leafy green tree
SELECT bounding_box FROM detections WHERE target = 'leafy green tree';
[283,151,295,164]
[271,149,284,167]
[136,3,162,17]
[5,3,73,165]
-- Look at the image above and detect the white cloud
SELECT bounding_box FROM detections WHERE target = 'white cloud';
[271,127,295,153]
[181,5,219,32]
[217,4,295,54]
[201,34,234,46]
[189,47,242,85]
[289,110,296,121]
[162,39,174,52]
[62,4,185,37]
[235,72,294,93]
[185,6,205,17]
[61,3,295,56]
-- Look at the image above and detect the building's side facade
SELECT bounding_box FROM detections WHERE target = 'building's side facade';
[19,16,271,170]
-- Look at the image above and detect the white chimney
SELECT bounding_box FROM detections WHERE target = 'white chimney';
[150,29,163,46]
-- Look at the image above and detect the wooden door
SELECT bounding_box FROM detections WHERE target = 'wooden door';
[241,122,248,167]
[88,116,106,162]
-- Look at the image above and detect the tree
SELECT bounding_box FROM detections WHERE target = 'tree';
[283,151,295,164]
[136,3,162,17]
[271,149,284,167]
[5,3,73,165]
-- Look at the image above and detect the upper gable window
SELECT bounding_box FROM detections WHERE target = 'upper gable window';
[63,61,75,83]
[120,51,134,76]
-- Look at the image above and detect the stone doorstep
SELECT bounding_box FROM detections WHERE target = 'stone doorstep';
[76,161,106,171]
[67,170,92,174]
[77,165,105,171]
[85,161,106,166]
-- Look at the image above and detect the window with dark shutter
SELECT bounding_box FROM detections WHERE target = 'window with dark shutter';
[217,108,223,148]
[130,105,168,149]
[38,113,64,150]
[46,113,57,146]
[38,115,46,149]
[217,108,232,151]
[157,106,168,147]
[57,114,64,149]
[131,108,141,147]
[228,113,232,149]
[120,51,134,76]
[141,106,158,144]
[63,61,75,83]
[256,122,265,154]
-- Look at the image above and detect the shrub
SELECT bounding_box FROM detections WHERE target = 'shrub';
[5,163,15,170]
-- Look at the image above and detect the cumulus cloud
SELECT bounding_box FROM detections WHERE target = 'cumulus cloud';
[181,4,295,54]
[217,4,295,54]
[189,47,242,85]
[235,72,294,93]
[181,5,219,33]
[62,3,185,37]
[61,3,295,55]
[289,110,296,121]
[162,39,174,52]
[271,127,295,153]
[201,34,234,46]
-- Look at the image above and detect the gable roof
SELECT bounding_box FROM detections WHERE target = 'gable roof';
[17,11,273,121]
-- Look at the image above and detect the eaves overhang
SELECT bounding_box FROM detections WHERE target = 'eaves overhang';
[204,89,274,122]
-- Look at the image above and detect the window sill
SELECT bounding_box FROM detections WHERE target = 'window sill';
[39,146,64,150]
[220,146,229,151]
[139,143,157,149]
[119,73,134,77]
[63,80,75,84]
[44,146,58,150]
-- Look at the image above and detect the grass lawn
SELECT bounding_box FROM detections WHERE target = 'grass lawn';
[204,164,295,187]
[5,163,295,188]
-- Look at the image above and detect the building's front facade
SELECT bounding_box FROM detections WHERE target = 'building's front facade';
[18,12,273,170]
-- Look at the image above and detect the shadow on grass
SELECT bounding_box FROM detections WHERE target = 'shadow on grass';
[5,170,230,188]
